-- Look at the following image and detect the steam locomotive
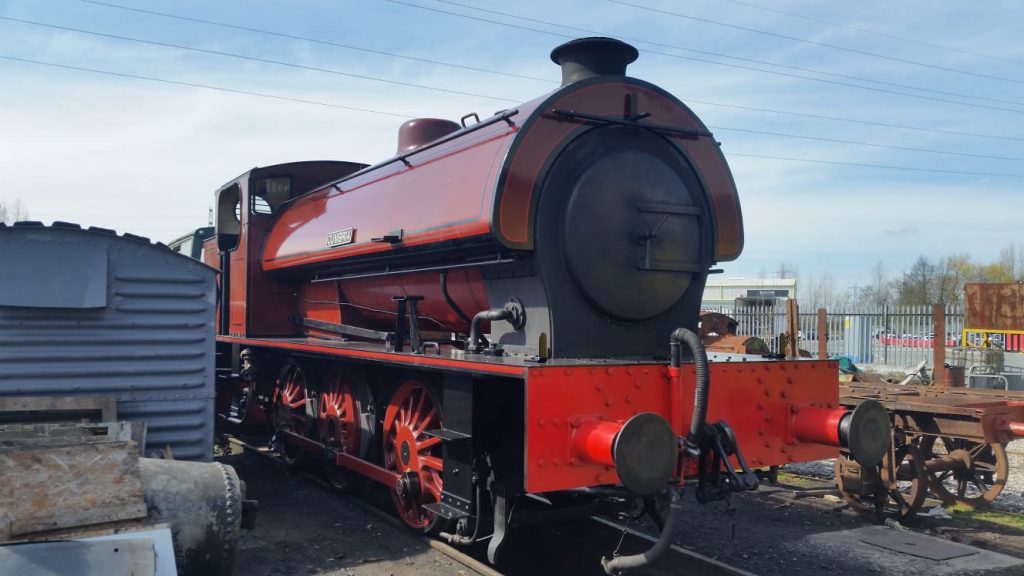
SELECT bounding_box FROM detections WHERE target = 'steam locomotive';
[209,37,888,572]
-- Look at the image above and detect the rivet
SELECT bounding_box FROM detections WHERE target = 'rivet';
[626,395,634,404]
[553,457,561,466]
[595,382,605,392]
[571,457,581,465]
[554,417,563,428]
[538,458,546,467]
[764,414,773,422]
[604,399,612,407]
[538,418,545,427]
[606,367,615,375]
[780,390,788,399]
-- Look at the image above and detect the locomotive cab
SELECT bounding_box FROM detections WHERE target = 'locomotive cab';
[213,160,366,337]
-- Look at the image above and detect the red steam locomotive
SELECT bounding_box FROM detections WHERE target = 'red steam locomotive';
[209,37,888,572]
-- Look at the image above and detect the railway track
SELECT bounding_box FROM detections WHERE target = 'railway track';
[225,435,753,576]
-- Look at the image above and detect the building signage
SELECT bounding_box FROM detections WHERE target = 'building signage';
[746,289,789,298]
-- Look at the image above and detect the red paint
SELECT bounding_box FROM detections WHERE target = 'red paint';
[524,360,839,494]
[1009,421,1024,437]
[383,380,444,529]
[668,365,683,436]
[219,336,526,377]
[338,268,490,333]
[496,83,742,261]
[572,420,621,467]
[790,406,845,446]
[335,452,401,488]
[261,126,516,271]
[260,80,743,276]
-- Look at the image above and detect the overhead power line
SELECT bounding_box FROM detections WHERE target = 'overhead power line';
[709,125,1024,161]
[384,0,1024,115]
[606,0,1024,85]
[0,16,519,104]
[714,0,1023,66]
[75,0,551,84]
[431,0,1024,108]
[686,99,1024,143]
[3,53,1022,180]
[81,0,1024,110]
[0,54,415,118]
[69,0,1024,142]
[723,153,1024,179]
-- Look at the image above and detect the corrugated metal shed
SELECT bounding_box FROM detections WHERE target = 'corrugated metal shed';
[0,222,217,461]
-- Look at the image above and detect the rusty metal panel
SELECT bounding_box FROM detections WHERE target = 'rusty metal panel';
[0,224,216,461]
[0,440,147,538]
[965,283,1024,332]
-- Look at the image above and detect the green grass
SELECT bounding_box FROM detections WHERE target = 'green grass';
[948,505,1024,531]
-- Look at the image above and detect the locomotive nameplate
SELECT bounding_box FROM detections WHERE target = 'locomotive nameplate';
[326,228,354,247]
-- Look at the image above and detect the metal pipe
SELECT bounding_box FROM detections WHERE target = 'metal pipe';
[573,420,621,467]
[439,270,472,328]
[670,328,709,456]
[468,307,510,353]
[600,488,681,575]
[791,406,845,446]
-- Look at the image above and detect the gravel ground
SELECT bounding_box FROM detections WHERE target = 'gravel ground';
[222,440,1023,576]
[784,440,1024,513]
[222,448,482,576]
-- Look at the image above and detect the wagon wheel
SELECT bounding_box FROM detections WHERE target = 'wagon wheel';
[318,368,363,490]
[918,436,1009,509]
[835,445,927,523]
[383,379,446,533]
[270,361,313,466]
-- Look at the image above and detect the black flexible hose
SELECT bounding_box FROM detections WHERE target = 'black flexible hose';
[671,327,709,455]
[600,488,682,575]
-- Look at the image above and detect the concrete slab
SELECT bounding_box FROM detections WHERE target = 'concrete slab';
[807,526,1024,575]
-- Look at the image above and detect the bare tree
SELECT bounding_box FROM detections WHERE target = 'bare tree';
[776,262,799,281]
[0,200,29,224]
[859,261,893,309]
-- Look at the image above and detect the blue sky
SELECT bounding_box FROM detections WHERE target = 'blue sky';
[1,0,1022,286]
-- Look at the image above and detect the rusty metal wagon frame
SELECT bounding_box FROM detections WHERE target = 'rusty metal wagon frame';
[836,383,1024,521]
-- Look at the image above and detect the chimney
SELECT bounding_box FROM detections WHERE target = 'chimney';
[550,37,639,87]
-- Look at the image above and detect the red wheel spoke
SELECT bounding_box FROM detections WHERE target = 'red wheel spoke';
[423,478,442,503]
[415,407,438,435]
[417,436,442,451]
[412,388,427,422]
[421,455,444,472]
[382,380,444,532]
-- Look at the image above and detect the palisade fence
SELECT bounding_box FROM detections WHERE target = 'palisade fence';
[703,303,964,369]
